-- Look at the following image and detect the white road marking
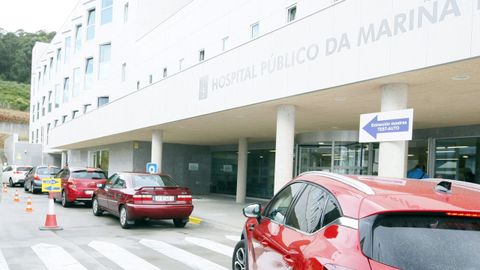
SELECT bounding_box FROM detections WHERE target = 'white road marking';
[89,241,160,270]
[225,235,240,242]
[185,237,233,257]
[140,239,228,270]
[0,249,10,270]
[31,243,87,270]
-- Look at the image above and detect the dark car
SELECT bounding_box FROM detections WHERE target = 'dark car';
[53,167,107,207]
[92,172,193,229]
[24,165,60,194]
[233,171,480,270]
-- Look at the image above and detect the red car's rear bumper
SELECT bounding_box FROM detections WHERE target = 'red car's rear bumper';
[126,203,194,220]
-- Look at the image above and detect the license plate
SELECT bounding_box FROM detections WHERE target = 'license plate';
[85,190,94,195]
[154,195,175,202]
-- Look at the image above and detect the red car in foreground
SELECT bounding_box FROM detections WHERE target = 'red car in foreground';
[233,171,480,270]
[92,172,193,229]
[53,167,107,207]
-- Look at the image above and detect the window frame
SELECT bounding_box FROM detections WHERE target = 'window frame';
[287,4,297,23]
[262,182,306,225]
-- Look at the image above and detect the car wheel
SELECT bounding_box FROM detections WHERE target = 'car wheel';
[92,198,103,216]
[232,240,247,270]
[9,178,13,187]
[119,206,134,229]
[61,190,71,207]
[24,183,28,191]
[173,218,188,228]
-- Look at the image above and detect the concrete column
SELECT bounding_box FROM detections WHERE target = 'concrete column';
[151,130,164,172]
[236,138,248,203]
[274,105,296,194]
[61,151,67,167]
[378,83,409,178]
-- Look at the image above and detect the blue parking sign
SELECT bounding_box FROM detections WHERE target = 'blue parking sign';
[146,163,158,174]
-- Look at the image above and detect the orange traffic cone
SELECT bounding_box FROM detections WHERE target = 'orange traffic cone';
[2,183,7,193]
[25,197,33,212]
[13,190,20,202]
[39,192,62,231]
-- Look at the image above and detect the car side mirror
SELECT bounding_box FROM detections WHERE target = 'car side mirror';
[243,203,261,219]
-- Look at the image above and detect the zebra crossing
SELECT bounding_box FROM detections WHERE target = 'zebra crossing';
[0,234,241,270]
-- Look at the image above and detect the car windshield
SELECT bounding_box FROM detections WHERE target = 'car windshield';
[72,170,107,179]
[132,174,178,188]
[37,167,60,175]
[360,213,480,270]
[17,167,32,171]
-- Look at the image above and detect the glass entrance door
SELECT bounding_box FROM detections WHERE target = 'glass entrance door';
[297,144,332,173]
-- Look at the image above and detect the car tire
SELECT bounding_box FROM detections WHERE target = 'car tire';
[119,206,134,229]
[92,198,103,216]
[232,240,248,270]
[61,190,71,207]
[173,218,188,228]
[24,183,28,191]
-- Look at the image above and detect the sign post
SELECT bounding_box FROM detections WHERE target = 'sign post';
[39,178,63,231]
[359,109,413,143]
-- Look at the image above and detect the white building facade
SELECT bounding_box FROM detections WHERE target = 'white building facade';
[31,0,480,200]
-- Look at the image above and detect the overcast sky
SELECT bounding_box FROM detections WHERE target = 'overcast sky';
[0,0,78,33]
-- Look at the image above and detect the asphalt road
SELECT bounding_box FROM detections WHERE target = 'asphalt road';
[0,187,240,270]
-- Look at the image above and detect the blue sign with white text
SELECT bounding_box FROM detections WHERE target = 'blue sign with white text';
[363,116,410,139]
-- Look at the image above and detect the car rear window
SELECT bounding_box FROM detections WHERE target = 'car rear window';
[17,167,32,171]
[71,170,106,179]
[360,213,480,270]
[37,167,60,175]
[132,175,178,188]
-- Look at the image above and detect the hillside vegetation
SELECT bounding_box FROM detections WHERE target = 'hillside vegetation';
[0,80,30,111]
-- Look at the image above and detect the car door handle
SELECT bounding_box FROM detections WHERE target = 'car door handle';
[283,250,300,266]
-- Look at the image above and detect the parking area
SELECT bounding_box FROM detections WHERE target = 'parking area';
[0,187,260,270]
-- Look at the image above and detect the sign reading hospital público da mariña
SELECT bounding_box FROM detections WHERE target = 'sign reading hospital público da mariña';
[41,178,61,193]
[359,109,414,143]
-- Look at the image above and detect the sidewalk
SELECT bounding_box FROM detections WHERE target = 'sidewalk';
[190,194,269,232]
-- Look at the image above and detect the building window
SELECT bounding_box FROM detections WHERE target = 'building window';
[56,48,62,73]
[124,3,129,23]
[99,43,111,79]
[54,119,58,127]
[75,24,82,52]
[54,84,60,108]
[63,77,70,103]
[36,102,39,120]
[199,49,205,62]
[101,0,113,25]
[64,36,71,64]
[31,131,34,143]
[136,81,140,90]
[42,65,47,85]
[83,104,91,113]
[222,36,229,51]
[251,22,260,38]
[49,57,53,80]
[163,67,167,78]
[72,68,81,97]
[98,96,109,107]
[72,110,79,119]
[87,9,96,40]
[121,63,126,82]
[35,129,39,143]
[46,123,51,145]
[48,91,52,112]
[41,96,46,116]
[149,74,153,84]
[85,57,94,90]
[287,5,297,22]
[62,115,67,124]
[31,105,35,123]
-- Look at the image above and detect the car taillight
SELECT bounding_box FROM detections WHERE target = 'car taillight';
[133,194,153,204]
[34,174,41,180]
[177,194,192,203]
[446,212,480,218]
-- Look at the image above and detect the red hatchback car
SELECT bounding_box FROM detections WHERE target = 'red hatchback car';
[92,172,193,229]
[233,171,480,270]
[53,167,107,207]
